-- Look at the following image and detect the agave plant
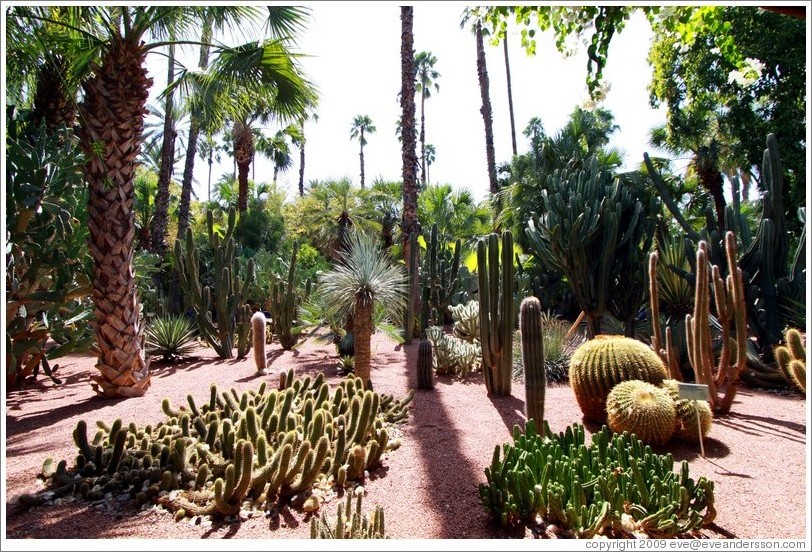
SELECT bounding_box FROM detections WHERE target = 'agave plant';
[145,315,198,362]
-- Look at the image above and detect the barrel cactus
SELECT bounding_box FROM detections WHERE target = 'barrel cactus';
[606,380,676,446]
[569,335,668,423]
[662,379,713,443]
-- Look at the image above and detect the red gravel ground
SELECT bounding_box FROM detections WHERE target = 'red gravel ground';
[3,331,809,547]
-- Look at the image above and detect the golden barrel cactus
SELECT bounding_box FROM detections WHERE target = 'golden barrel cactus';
[662,379,713,443]
[606,380,676,446]
[569,335,669,422]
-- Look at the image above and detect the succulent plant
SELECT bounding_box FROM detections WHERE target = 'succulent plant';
[417,339,434,390]
[145,315,197,362]
[519,296,545,427]
[661,379,713,443]
[569,335,668,423]
[606,380,676,446]
[251,311,268,374]
[449,300,479,343]
[311,487,386,539]
[774,328,806,396]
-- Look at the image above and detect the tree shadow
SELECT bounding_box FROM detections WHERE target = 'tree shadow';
[6,395,128,439]
[487,392,527,433]
[713,411,806,444]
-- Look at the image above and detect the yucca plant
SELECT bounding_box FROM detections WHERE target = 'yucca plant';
[145,315,198,362]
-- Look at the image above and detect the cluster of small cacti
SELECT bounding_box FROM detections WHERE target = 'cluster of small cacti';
[174,206,254,359]
[568,335,669,423]
[479,420,716,538]
[310,487,387,539]
[425,326,481,377]
[774,328,806,396]
[33,371,413,520]
[449,300,479,343]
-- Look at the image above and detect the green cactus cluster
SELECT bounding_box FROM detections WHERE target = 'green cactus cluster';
[477,231,516,396]
[569,335,669,423]
[425,326,481,377]
[449,300,479,343]
[37,371,413,519]
[519,296,545,427]
[310,487,387,539]
[606,380,676,446]
[417,339,434,390]
[420,223,462,329]
[661,380,713,444]
[269,242,302,350]
[479,420,716,538]
[174,206,254,359]
[774,328,806,396]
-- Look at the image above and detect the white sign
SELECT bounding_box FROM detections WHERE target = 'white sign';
[677,382,710,401]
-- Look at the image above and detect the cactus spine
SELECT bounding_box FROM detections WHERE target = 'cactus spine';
[251,312,268,374]
[519,296,546,426]
[270,242,300,350]
[174,206,254,359]
[477,231,515,396]
[417,339,434,390]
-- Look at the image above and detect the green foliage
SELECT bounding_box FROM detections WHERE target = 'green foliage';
[6,116,93,386]
[606,380,676,446]
[145,315,198,362]
[569,335,668,423]
[269,242,303,350]
[311,487,387,539]
[480,420,716,537]
[37,372,413,520]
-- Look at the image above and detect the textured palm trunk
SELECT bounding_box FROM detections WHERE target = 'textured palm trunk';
[77,36,151,398]
[420,91,427,187]
[400,7,420,327]
[298,141,306,196]
[475,22,498,199]
[150,40,176,257]
[503,37,517,157]
[353,297,373,386]
[697,159,727,229]
[233,119,254,213]
[359,128,366,188]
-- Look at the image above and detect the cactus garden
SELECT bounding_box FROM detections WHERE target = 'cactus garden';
[4,3,808,546]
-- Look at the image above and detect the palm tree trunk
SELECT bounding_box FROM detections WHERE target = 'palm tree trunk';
[150,39,176,257]
[359,134,366,189]
[207,155,213,201]
[476,22,498,198]
[353,298,373,386]
[233,119,254,213]
[420,91,427,187]
[273,165,279,185]
[177,17,213,242]
[78,35,151,398]
[503,36,517,157]
[400,6,420,328]
[696,158,727,229]
[298,135,306,196]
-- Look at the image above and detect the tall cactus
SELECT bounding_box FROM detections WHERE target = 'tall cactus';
[174,206,254,359]
[685,232,747,414]
[477,231,515,396]
[519,296,545,426]
[270,242,301,350]
[421,223,461,327]
[251,311,268,374]
[417,339,434,390]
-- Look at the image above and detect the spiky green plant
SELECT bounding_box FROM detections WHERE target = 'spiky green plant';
[319,232,407,386]
[145,315,197,362]
[311,487,387,539]
[512,311,584,384]
[606,380,676,446]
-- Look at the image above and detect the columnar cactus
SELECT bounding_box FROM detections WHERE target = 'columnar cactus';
[421,223,461,327]
[417,339,434,390]
[775,328,807,395]
[174,206,254,359]
[519,296,545,427]
[251,311,268,374]
[569,335,668,423]
[477,231,515,396]
[311,487,386,539]
[269,242,301,350]
[606,380,676,446]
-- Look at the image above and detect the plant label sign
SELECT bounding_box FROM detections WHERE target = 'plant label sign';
[677,383,710,401]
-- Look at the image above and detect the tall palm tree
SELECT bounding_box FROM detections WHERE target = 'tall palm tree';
[319,232,407,387]
[294,110,318,196]
[307,179,380,259]
[424,143,436,185]
[15,6,313,398]
[400,7,419,342]
[197,132,223,202]
[503,34,517,156]
[256,124,301,185]
[414,51,440,187]
[350,114,376,189]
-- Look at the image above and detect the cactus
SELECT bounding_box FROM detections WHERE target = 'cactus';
[606,380,676,446]
[421,223,462,327]
[417,339,434,390]
[685,233,748,414]
[774,328,807,395]
[479,420,716,537]
[477,231,515,396]
[310,487,386,539]
[425,326,480,376]
[174,206,255,359]
[449,300,479,343]
[251,311,268,374]
[648,251,683,381]
[269,242,301,350]
[519,296,545,427]
[661,379,713,443]
[569,335,668,423]
[403,230,419,344]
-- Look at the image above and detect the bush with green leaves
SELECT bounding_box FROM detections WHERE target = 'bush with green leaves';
[145,315,198,362]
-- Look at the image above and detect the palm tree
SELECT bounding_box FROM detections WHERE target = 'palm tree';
[424,143,436,185]
[255,124,301,185]
[417,184,491,250]
[400,7,419,342]
[350,114,376,188]
[369,178,403,250]
[197,132,223,202]
[294,110,318,196]
[414,51,440,187]
[307,178,380,259]
[503,34,518,156]
[14,6,313,398]
[466,11,498,200]
[319,232,407,386]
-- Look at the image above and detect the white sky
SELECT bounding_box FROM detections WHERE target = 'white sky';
[150,2,673,204]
